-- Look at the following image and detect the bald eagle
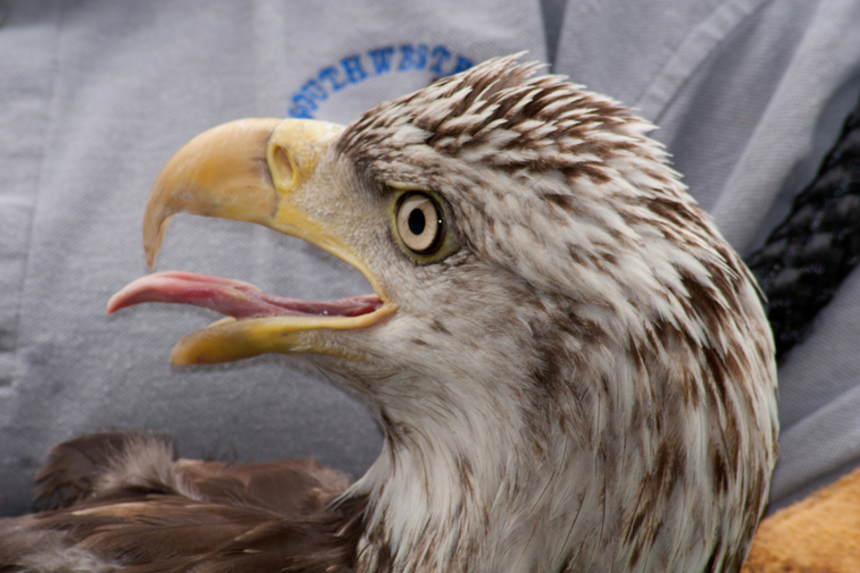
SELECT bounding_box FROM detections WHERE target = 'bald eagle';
[0,56,777,573]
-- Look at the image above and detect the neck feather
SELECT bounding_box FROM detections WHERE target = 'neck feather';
[343,388,572,573]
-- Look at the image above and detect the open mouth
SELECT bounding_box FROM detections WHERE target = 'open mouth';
[107,269,393,365]
[107,271,384,321]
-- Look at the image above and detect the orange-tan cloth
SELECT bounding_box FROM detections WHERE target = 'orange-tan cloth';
[745,466,860,572]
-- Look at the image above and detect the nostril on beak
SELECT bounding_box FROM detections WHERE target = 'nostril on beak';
[270,145,294,190]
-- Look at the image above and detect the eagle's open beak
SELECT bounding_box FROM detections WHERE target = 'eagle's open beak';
[107,119,397,365]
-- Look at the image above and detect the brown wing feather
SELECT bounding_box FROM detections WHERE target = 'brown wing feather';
[180,457,350,517]
[0,431,362,573]
[33,431,170,511]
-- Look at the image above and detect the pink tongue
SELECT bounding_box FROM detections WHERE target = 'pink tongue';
[107,271,382,319]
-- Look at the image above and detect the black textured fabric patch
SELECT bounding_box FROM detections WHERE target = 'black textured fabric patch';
[747,96,860,361]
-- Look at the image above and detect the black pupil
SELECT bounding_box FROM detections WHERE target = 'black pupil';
[408,208,426,235]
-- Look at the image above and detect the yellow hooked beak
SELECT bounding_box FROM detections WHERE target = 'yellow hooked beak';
[111,118,397,365]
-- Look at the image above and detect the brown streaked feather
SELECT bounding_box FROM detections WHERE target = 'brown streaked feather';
[176,457,350,517]
[2,431,362,573]
[35,431,350,518]
[34,431,171,512]
[28,495,365,573]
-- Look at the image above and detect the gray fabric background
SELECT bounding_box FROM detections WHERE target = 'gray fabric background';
[1,0,859,516]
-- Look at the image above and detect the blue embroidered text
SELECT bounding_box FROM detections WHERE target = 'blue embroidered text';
[288,44,473,119]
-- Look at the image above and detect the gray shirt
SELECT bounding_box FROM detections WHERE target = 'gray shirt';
[1,0,858,515]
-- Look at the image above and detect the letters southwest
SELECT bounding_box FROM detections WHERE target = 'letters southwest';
[288,44,474,119]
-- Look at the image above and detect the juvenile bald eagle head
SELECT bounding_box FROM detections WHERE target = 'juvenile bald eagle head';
[108,56,778,572]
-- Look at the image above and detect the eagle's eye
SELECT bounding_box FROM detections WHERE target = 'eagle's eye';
[394,191,447,257]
